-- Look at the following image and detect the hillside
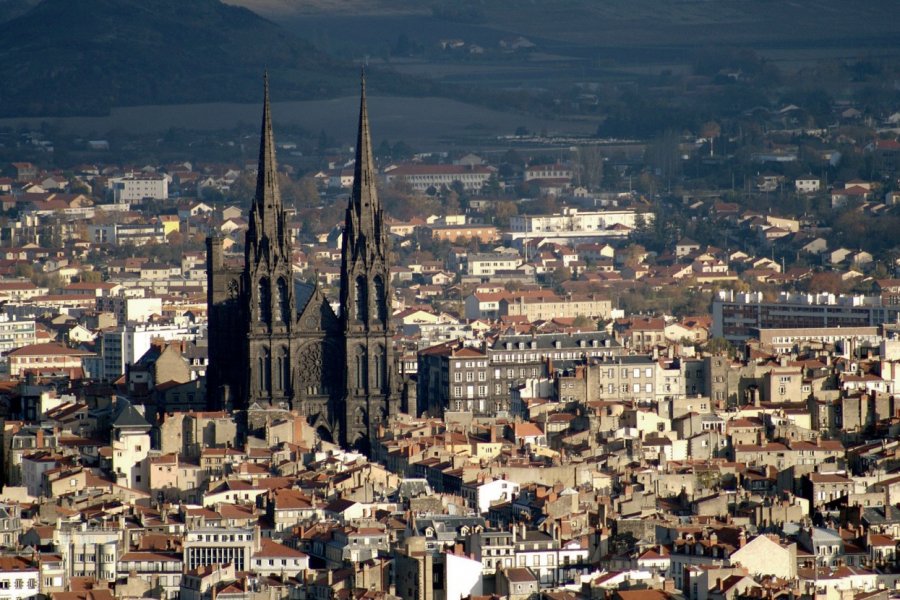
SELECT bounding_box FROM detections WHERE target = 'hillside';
[0,0,382,117]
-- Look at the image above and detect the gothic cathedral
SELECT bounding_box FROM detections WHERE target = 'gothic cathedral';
[206,73,399,452]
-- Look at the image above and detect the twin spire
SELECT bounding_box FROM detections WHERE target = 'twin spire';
[250,70,382,258]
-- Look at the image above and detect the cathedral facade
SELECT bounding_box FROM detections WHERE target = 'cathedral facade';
[206,75,399,451]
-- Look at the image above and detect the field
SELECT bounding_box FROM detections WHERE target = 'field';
[0,95,601,148]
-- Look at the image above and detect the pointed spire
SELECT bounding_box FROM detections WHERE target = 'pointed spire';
[248,71,285,260]
[351,68,380,227]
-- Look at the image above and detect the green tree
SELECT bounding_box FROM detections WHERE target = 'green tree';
[705,337,734,356]
[572,315,596,329]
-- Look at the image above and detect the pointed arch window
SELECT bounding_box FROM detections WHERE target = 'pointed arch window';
[277,278,290,323]
[258,347,272,394]
[355,276,368,324]
[374,275,387,325]
[258,277,271,324]
[374,345,386,392]
[276,346,290,392]
[355,346,368,391]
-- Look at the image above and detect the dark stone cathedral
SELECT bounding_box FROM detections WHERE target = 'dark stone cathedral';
[206,74,399,451]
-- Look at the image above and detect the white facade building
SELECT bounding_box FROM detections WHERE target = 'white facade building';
[110,174,169,202]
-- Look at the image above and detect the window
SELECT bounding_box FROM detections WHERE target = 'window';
[454,372,461,382]
[257,277,271,323]
[355,276,368,323]
[633,368,641,378]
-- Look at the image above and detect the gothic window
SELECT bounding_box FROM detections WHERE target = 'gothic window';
[258,347,271,394]
[374,345,386,392]
[374,275,387,325]
[355,276,368,324]
[280,347,290,393]
[277,278,290,323]
[275,347,290,392]
[275,355,282,390]
[355,347,368,391]
[258,277,271,324]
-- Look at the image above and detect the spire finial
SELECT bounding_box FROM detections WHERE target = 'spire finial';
[248,70,283,247]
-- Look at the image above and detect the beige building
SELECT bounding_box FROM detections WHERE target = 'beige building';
[763,366,803,403]
[7,343,95,378]
[500,294,611,321]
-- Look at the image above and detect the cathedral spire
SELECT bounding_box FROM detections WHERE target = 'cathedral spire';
[249,71,285,259]
[350,69,381,239]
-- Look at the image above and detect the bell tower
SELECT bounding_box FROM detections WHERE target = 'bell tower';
[339,72,398,451]
[244,73,295,408]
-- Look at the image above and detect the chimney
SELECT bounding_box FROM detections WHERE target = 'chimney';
[35,428,44,448]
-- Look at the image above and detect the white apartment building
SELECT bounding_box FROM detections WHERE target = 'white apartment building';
[0,315,37,356]
[97,324,195,381]
[467,253,522,277]
[509,208,649,234]
[96,295,163,325]
[184,528,257,572]
[109,173,169,203]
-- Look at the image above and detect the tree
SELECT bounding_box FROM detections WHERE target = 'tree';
[482,174,502,198]
[572,315,596,330]
[550,266,572,290]
[573,145,604,190]
[705,337,734,356]
[491,200,518,227]
[79,271,103,283]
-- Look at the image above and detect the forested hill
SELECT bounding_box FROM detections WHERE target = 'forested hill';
[0,0,381,117]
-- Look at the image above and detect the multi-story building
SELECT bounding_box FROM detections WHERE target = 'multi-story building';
[506,208,652,245]
[96,296,163,325]
[117,551,183,600]
[555,356,684,406]
[183,528,257,572]
[0,315,37,356]
[466,253,522,277]
[384,163,494,192]
[109,173,169,203]
[755,326,880,355]
[713,290,900,343]
[499,294,612,322]
[419,333,624,416]
[54,523,121,580]
[87,222,166,246]
[96,324,195,381]
[0,556,39,600]
[6,343,95,378]
[419,343,492,416]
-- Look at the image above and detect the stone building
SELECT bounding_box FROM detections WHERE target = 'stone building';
[206,74,400,451]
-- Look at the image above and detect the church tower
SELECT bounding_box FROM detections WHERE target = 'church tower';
[244,73,295,408]
[339,73,398,452]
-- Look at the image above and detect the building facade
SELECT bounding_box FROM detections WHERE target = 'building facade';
[206,75,400,450]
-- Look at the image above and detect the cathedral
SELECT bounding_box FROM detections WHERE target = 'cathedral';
[206,73,400,451]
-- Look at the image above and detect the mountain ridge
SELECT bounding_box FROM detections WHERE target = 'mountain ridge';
[0,0,382,117]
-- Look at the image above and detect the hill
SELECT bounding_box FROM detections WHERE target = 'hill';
[0,0,386,117]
